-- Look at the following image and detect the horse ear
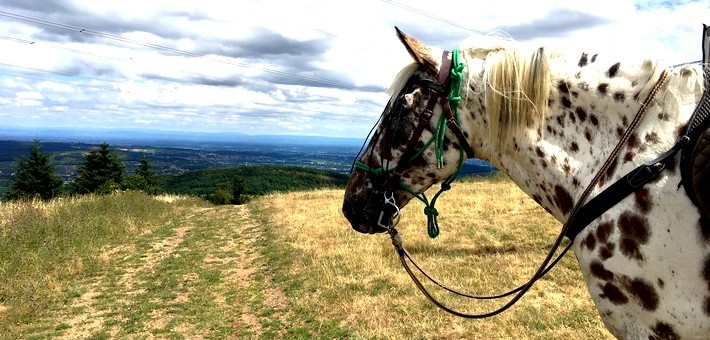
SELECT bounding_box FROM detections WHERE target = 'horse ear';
[395,27,437,71]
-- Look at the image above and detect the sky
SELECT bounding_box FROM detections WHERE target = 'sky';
[0,0,708,139]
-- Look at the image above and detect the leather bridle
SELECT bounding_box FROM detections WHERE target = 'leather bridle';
[354,50,475,189]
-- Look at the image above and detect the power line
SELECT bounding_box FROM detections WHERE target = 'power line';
[0,62,126,89]
[0,35,34,44]
[0,62,376,123]
[0,34,280,93]
[380,0,489,35]
[0,10,359,90]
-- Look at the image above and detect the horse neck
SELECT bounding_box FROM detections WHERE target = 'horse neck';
[459,54,695,223]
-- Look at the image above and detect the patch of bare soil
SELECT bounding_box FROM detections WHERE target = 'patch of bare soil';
[57,289,103,340]
[226,205,291,335]
[55,209,206,339]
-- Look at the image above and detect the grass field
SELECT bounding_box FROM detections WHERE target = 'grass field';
[0,178,613,339]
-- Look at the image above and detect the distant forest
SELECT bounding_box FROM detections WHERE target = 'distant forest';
[159,165,349,199]
[1,139,497,202]
[0,139,358,198]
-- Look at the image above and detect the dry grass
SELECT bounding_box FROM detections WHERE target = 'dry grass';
[0,192,212,337]
[0,178,615,338]
[258,177,613,339]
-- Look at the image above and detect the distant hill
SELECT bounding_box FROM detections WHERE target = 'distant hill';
[0,126,362,148]
[159,165,350,199]
[0,137,497,199]
[158,161,498,203]
[0,139,360,197]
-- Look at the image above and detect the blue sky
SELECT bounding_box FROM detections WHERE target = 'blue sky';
[0,0,707,138]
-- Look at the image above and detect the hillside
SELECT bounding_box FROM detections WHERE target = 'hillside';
[159,165,350,198]
[0,178,612,339]
[0,139,360,196]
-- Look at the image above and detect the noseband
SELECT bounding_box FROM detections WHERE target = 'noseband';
[353,50,475,237]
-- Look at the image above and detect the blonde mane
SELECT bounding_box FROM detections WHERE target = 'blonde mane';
[461,38,552,149]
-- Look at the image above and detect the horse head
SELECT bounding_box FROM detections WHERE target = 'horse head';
[342,28,472,234]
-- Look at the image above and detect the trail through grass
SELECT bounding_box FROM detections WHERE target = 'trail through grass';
[0,194,294,339]
[1,178,616,339]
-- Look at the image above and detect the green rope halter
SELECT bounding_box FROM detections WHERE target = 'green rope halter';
[355,49,467,238]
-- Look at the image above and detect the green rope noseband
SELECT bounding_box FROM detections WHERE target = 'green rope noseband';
[355,49,467,238]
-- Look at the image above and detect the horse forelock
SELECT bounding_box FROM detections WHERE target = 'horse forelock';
[386,63,419,103]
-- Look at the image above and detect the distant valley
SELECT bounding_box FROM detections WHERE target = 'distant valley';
[0,127,498,197]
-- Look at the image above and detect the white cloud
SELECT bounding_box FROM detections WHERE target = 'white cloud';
[16,90,43,100]
[0,0,708,138]
[36,80,75,93]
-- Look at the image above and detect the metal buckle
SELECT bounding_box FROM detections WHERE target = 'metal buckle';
[377,192,401,233]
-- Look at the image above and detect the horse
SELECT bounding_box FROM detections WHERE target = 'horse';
[342,27,707,339]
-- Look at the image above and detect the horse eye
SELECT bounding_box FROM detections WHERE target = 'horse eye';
[403,93,415,107]
[402,89,423,109]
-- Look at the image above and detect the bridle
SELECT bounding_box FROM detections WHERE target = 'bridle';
[354,49,475,178]
[350,46,675,318]
[353,49,475,237]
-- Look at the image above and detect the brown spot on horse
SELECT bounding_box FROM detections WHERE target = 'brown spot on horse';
[623,277,659,311]
[591,261,614,281]
[553,185,574,215]
[600,282,629,305]
[618,212,651,261]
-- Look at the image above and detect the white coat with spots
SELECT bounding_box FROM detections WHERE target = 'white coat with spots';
[343,30,707,340]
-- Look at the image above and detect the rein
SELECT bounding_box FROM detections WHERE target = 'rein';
[381,66,671,317]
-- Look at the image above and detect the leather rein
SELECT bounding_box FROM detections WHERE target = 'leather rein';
[368,50,672,318]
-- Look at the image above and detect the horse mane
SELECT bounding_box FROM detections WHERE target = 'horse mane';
[460,37,552,149]
[657,64,704,117]
[386,41,552,150]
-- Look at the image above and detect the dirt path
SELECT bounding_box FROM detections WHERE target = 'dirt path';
[36,204,289,339]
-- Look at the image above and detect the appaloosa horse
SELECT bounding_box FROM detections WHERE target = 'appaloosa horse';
[342,28,708,339]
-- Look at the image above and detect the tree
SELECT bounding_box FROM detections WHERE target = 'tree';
[72,142,125,195]
[8,139,63,200]
[123,155,160,194]
[232,175,246,205]
[210,182,232,205]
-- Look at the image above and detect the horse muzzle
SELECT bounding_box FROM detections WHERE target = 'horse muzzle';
[342,193,399,234]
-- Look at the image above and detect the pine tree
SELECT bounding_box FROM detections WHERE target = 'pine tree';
[136,155,158,188]
[8,139,64,200]
[123,154,160,194]
[72,142,125,195]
